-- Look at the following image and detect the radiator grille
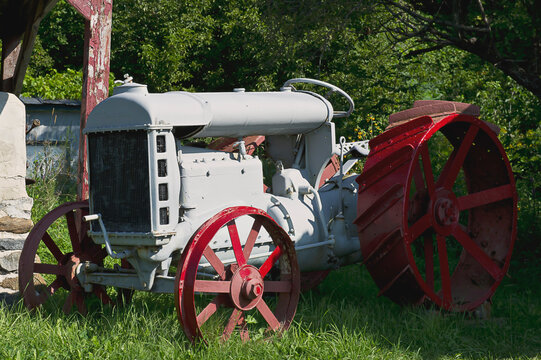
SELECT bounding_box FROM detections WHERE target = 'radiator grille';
[88,131,151,232]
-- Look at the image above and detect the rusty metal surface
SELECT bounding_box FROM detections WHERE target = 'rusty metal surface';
[355,113,517,311]
[208,135,266,155]
[175,206,300,343]
[388,100,500,135]
[1,35,21,91]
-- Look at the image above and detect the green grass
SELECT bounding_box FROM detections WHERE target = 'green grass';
[2,264,540,359]
[8,153,540,359]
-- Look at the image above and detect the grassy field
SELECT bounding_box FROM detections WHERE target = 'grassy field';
[3,160,539,359]
[1,260,540,359]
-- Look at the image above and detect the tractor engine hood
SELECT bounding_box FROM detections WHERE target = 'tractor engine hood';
[84,83,333,138]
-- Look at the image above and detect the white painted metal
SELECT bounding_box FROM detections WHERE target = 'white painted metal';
[282,78,355,118]
[81,78,365,292]
[84,84,333,137]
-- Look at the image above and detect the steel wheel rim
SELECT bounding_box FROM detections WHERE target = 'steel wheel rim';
[403,114,517,311]
[18,201,112,313]
[175,206,300,343]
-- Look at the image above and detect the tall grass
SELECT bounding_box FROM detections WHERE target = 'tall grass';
[4,146,539,359]
[1,265,540,359]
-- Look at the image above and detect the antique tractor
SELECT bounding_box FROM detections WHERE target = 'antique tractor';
[19,78,517,342]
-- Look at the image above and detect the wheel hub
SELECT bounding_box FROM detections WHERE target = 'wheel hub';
[434,198,458,226]
[230,265,264,310]
[242,278,263,299]
[64,254,82,290]
[431,188,459,235]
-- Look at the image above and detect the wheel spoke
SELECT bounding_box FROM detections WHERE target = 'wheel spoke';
[412,159,425,193]
[228,220,247,267]
[202,246,226,279]
[42,232,64,262]
[423,234,435,291]
[264,280,292,293]
[243,218,262,260]
[34,263,63,275]
[222,308,243,341]
[49,277,64,294]
[73,290,87,314]
[457,184,514,211]
[436,235,452,306]
[259,246,282,278]
[65,211,81,254]
[256,299,281,331]
[453,227,502,280]
[93,286,113,305]
[194,280,231,293]
[197,295,225,326]
[63,291,74,314]
[37,277,64,303]
[61,282,86,315]
[177,208,299,343]
[420,144,435,196]
[440,125,479,189]
[238,313,250,342]
[93,247,108,262]
[407,213,431,243]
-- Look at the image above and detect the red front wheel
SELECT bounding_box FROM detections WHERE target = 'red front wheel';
[175,206,300,343]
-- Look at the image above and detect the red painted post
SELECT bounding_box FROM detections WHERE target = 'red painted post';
[66,0,113,200]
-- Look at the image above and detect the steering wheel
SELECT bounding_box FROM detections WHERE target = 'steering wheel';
[283,78,355,118]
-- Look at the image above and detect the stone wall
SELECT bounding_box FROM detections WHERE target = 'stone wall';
[0,92,33,297]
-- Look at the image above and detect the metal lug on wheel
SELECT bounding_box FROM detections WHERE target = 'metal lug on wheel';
[356,112,517,311]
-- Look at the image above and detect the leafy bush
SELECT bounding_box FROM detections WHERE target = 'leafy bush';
[22,68,83,100]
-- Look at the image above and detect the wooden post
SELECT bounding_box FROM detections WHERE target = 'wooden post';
[66,0,113,200]
[0,0,59,94]
[0,35,22,92]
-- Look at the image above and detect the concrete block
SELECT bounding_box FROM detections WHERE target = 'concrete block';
[0,216,33,233]
[0,197,33,219]
[0,273,19,291]
[0,92,28,202]
[0,232,26,250]
[0,250,22,272]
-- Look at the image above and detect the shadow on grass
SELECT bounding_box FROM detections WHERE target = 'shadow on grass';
[299,264,541,359]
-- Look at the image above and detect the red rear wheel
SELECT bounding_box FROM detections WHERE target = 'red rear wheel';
[356,114,517,311]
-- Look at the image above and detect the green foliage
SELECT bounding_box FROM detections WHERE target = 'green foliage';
[26,37,55,76]
[32,0,85,71]
[16,162,541,357]
[22,68,83,100]
[23,0,540,257]
[21,69,119,100]
[14,3,541,352]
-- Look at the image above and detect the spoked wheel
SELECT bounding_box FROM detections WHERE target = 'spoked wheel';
[356,114,517,311]
[175,206,300,343]
[18,201,113,314]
